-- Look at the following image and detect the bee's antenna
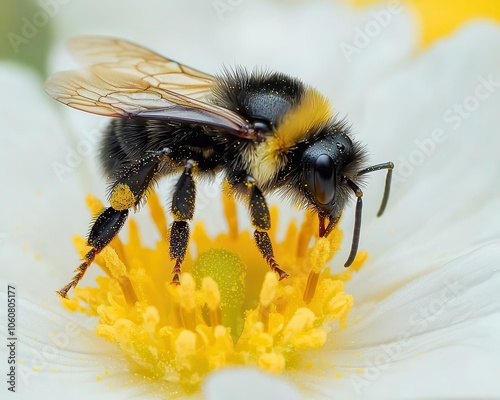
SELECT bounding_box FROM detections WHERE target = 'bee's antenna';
[357,161,394,217]
[343,161,394,267]
[344,179,363,268]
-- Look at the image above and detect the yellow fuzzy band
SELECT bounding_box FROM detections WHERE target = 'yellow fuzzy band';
[273,87,333,150]
[251,88,334,185]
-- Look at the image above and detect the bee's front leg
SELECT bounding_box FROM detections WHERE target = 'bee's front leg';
[231,175,288,281]
[169,160,196,284]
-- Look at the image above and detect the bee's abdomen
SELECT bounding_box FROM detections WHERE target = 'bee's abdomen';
[99,119,150,176]
[100,119,226,178]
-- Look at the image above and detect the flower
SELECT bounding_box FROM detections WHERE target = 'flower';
[352,0,500,47]
[1,1,500,399]
[61,191,363,395]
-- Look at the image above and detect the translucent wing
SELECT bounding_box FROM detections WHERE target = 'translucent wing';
[45,37,256,137]
[68,36,214,99]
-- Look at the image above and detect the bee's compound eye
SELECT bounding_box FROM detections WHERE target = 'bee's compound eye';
[314,155,336,205]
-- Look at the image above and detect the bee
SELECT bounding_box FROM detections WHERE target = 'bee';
[45,37,394,298]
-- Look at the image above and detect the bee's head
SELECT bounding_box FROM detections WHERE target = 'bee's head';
[298,121,392,268]
[300,124,367,223]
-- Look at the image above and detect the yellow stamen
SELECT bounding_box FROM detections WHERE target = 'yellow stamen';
[297,211,316,258]
[222,181,239,239]
[303,271,320,304]
[258,352,286,374]
[258,272,278,331]
[62,191,366,395]
[99,247,137,306]
[100,247,127,279]
[303,229,343,303]
[177,274,197,330]
[202,277,222,327]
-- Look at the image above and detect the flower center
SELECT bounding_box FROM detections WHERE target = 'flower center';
[62,191,366,394]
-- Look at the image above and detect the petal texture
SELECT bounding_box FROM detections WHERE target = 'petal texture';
[204,368,301,400]
[297,242,500,398]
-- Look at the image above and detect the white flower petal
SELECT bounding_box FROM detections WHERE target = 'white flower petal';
[298,242,500,398]
[0,290,144,399]
[0,65,147,399]
[339,23,500,303]
[204,242,499,399]
[204,368,301,400]
[0,63,95,296]
[3,2,498,399]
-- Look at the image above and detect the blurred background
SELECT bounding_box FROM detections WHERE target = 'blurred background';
[2,3,500,397]
[1,0,500,294]
[2,0,499,77]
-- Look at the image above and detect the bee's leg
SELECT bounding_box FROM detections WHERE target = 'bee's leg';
[56,149,171,298]
[254,230,289,280]
[169,160,196,284]
[236,176,288,280]
[56,207,130,298]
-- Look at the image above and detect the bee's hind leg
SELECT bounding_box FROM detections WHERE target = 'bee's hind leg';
[169,160,196,284]
[231,175,288,280]
[56,149,170,298]
[56,207,129,298]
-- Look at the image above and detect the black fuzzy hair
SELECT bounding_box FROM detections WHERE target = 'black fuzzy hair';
[211,66,305,125]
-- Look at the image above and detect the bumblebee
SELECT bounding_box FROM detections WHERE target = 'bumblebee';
[45,37,394,298]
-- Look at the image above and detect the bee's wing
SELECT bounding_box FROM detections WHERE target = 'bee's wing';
[45,37,258,137]
[45,65,253,136]
[67,36,214,99]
